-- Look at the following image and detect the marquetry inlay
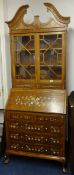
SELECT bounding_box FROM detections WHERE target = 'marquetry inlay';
[15,95,56,106]
[5,1,69,167]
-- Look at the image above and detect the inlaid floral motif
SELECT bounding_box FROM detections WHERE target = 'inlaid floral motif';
[15,95,54,106]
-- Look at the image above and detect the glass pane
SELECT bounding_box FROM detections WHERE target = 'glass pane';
[40,67,49,80]
[14,35,35,80]
[40,40,48,49]
[44,34,62,48]
[44,50,57,65]
[19,51,35,65]
[49,67,62,80]
[39,34,62,81]
[44,35,57,43]
[40,49,62,66]
[14,37,22,51]
[22,36,30,45]
[26,40,34,49]
[16,66,35,79]
[40,66,62,80]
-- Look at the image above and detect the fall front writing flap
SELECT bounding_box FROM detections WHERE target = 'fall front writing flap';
[5,88,67,114]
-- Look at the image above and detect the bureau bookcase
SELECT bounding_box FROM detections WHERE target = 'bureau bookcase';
[5,3,70,170]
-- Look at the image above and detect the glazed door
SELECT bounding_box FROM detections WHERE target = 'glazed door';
[39,32,65,88]
[11,32,66,88]
[12,34,37,87]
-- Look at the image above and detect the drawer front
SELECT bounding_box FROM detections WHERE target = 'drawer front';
[7,121,64,136]
[6,111,64,125]
[7,131,64,146]
[7,140,64,157]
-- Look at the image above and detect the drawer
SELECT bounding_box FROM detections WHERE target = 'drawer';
[6,120,65,136]
[7,131,64,146]
[7,140,64,157]
[6,111,65,126]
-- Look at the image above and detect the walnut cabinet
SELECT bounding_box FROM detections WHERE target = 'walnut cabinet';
[5,3,70,168]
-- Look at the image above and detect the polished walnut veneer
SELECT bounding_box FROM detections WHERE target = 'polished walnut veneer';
[5,2,70,168]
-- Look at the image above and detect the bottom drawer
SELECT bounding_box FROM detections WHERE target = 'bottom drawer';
[7,140,64,157]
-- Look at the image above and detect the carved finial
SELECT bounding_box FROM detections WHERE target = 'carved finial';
[34,16,40,28]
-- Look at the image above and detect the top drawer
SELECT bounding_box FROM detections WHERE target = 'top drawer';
[5,111,65,125]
